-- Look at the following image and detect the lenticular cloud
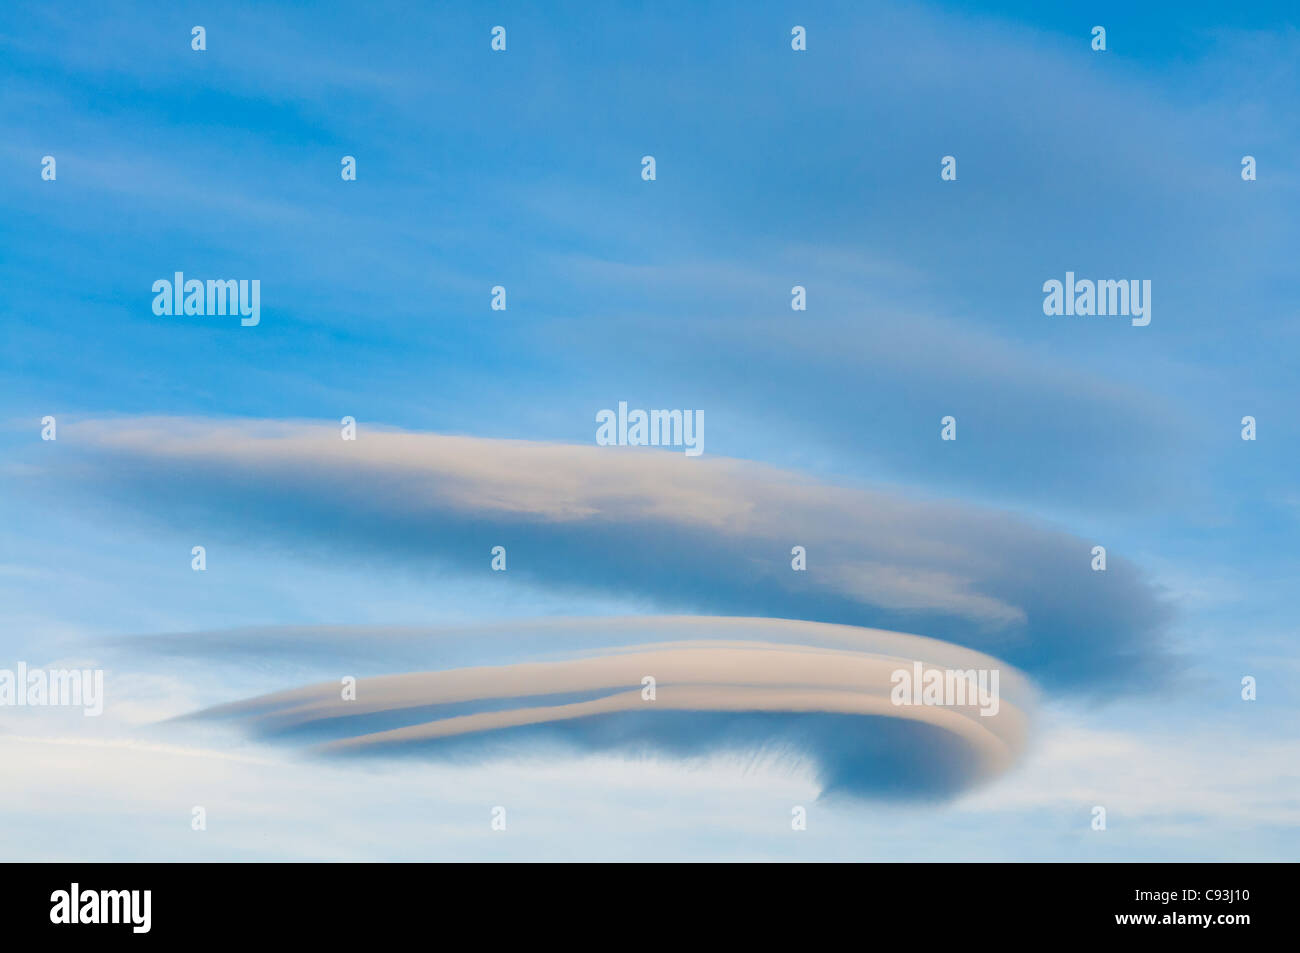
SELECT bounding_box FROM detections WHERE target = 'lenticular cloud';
[42,415,1171,689]
[175,616,1035,800]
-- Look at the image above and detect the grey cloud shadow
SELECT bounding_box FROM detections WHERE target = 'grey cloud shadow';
[316,710,990,803]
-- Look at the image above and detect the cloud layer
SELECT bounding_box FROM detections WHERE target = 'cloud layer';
[164,615,1034,800]
[41,416,1171,689]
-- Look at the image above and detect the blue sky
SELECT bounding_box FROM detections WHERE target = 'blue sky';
[1,0,1297,860]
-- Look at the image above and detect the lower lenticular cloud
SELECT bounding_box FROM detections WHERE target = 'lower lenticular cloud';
[40,415,1170,689]
[170,616,1035,800]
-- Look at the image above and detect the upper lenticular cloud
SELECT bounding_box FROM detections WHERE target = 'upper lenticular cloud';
[170,616,1034,800]
[47,415,1170,688]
